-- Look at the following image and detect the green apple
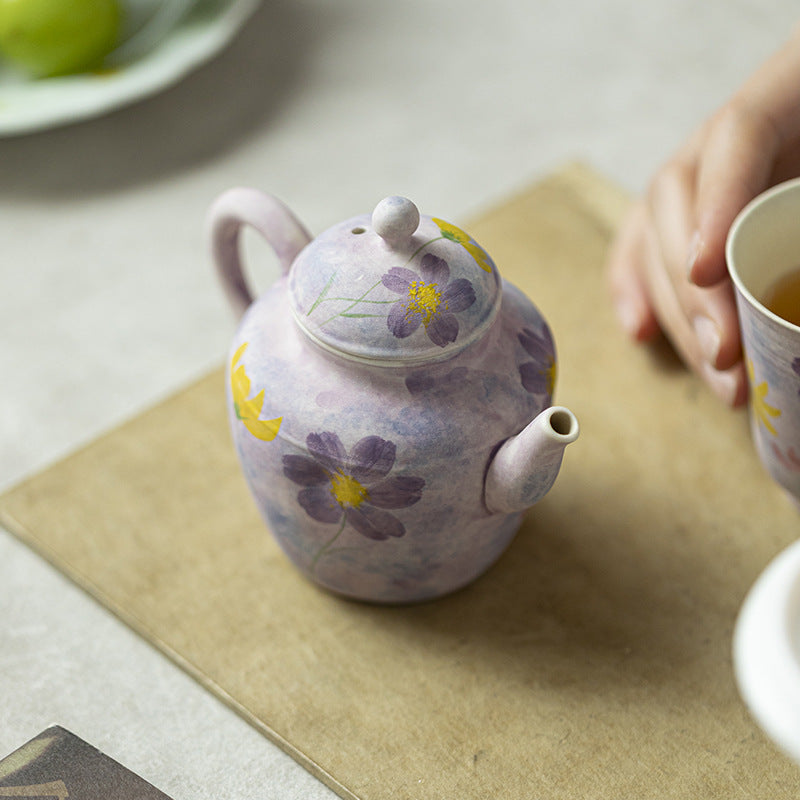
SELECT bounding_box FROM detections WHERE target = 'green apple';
[0,0,122,77]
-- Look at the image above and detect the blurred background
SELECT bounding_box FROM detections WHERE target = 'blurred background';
[0,1,797,797]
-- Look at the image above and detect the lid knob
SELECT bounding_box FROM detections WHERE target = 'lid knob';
[372,196,420,246]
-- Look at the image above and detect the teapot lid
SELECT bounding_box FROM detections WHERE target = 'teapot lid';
[288,196,502,365]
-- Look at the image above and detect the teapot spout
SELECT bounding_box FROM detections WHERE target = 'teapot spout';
[484,406,579,515]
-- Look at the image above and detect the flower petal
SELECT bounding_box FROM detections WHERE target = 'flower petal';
[405,367,469,395]
[367,476,425,509]
[405,371,434,395]
[348,436,396,482]
[243,415,282,442]
[307,431,347,473]
[345,505,405,540]
[298,486,342,523]
[426,312,459,347]
[388,300,422,338]
[432,217,470,245]
[382,267,416,294]
[419,253,450,285]
[230,365,253,411]
[441,278,476,313]
[519,361,548,394]
[519,326,554,360]
[283,454,328,486]
[464,241,493,273]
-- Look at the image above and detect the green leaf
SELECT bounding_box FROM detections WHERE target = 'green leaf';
[307,270,338,315]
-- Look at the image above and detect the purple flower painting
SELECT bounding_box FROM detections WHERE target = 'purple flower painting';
[283,432,425,568]
[382,253,476,347]
[518,326,556,395]
[405,366,470,396]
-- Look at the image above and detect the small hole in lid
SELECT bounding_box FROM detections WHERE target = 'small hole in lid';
[351,227,366,235]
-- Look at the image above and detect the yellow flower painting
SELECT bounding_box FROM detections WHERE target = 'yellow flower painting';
[432,217,493,273]
[230,343,282,441]
[747,357,781,436]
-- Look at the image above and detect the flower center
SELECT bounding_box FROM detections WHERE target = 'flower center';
[329,471,369,508]
[406,280,442,326]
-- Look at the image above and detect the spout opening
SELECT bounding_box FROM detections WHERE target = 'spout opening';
[546,406,579,441]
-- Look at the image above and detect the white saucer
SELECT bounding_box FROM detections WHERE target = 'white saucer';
[734,537,800,763]
[0,0,260,137]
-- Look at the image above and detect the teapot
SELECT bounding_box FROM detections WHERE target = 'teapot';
[208,190,579,603]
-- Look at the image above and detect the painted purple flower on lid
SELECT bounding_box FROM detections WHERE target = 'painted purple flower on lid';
[382,253,476,347]
[518,325,556,395]
[283,432,425,562]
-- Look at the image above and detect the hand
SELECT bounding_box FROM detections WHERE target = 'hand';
[608,28,800,406]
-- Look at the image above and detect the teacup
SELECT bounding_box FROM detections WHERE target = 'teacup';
[726,177,800,508]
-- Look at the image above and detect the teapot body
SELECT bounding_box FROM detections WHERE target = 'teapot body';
[210,192,570,603]
[227,268,556,603]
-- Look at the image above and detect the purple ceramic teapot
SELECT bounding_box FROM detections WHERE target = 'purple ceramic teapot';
[208,191,578,603]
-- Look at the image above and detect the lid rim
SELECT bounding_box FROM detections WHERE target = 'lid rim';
[290,288,503,367]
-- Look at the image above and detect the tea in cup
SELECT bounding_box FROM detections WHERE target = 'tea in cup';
[726,177,800,507]
[762,266,800,327]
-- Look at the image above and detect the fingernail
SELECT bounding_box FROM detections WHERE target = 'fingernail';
[686,230,701,281]
[693,316,721,365]
[701,363,739,406]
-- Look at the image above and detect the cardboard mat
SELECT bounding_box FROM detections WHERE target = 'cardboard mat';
[3,164,799,798]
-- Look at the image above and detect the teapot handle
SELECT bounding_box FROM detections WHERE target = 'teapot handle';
[207,188,312,318]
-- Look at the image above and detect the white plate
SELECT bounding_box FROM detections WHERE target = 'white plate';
[734,537,800,764]
[0,0,260,137]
